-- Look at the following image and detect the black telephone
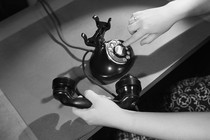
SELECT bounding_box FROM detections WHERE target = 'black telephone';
[52,15,141,110]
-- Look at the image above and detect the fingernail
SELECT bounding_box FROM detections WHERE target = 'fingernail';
[140,42,145,46]
[123,42,128,46]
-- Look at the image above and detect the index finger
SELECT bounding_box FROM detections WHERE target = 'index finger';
[123,30,147,46]
[72,107,90,118]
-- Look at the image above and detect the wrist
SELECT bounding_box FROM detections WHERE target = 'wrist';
[110,109,136,131]
[164,1,188,22]
[166,0,210,20]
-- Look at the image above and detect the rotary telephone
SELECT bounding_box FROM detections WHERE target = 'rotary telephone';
[52,15,142,110]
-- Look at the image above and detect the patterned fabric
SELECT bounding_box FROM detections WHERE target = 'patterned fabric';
[115,130,158,140]
[116,75,210,140]
[167,75,210,112]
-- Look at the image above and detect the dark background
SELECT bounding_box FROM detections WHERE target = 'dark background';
[0,0,29,21]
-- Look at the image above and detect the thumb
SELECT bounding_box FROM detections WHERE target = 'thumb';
[72,90,99,118]
[140,34,160,45]
[84,90,100,103]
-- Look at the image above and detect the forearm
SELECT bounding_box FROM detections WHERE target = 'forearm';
[166,0,210,21]
[115,110,210,140]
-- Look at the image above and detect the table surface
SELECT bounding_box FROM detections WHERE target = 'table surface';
[0,0,210,139]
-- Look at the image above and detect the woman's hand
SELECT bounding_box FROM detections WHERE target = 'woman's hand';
[72,90,125,127]
[123,4,180,46]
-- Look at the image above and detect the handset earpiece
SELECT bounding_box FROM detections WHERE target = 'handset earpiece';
[52,77,92,109]
[114,74,142,110]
